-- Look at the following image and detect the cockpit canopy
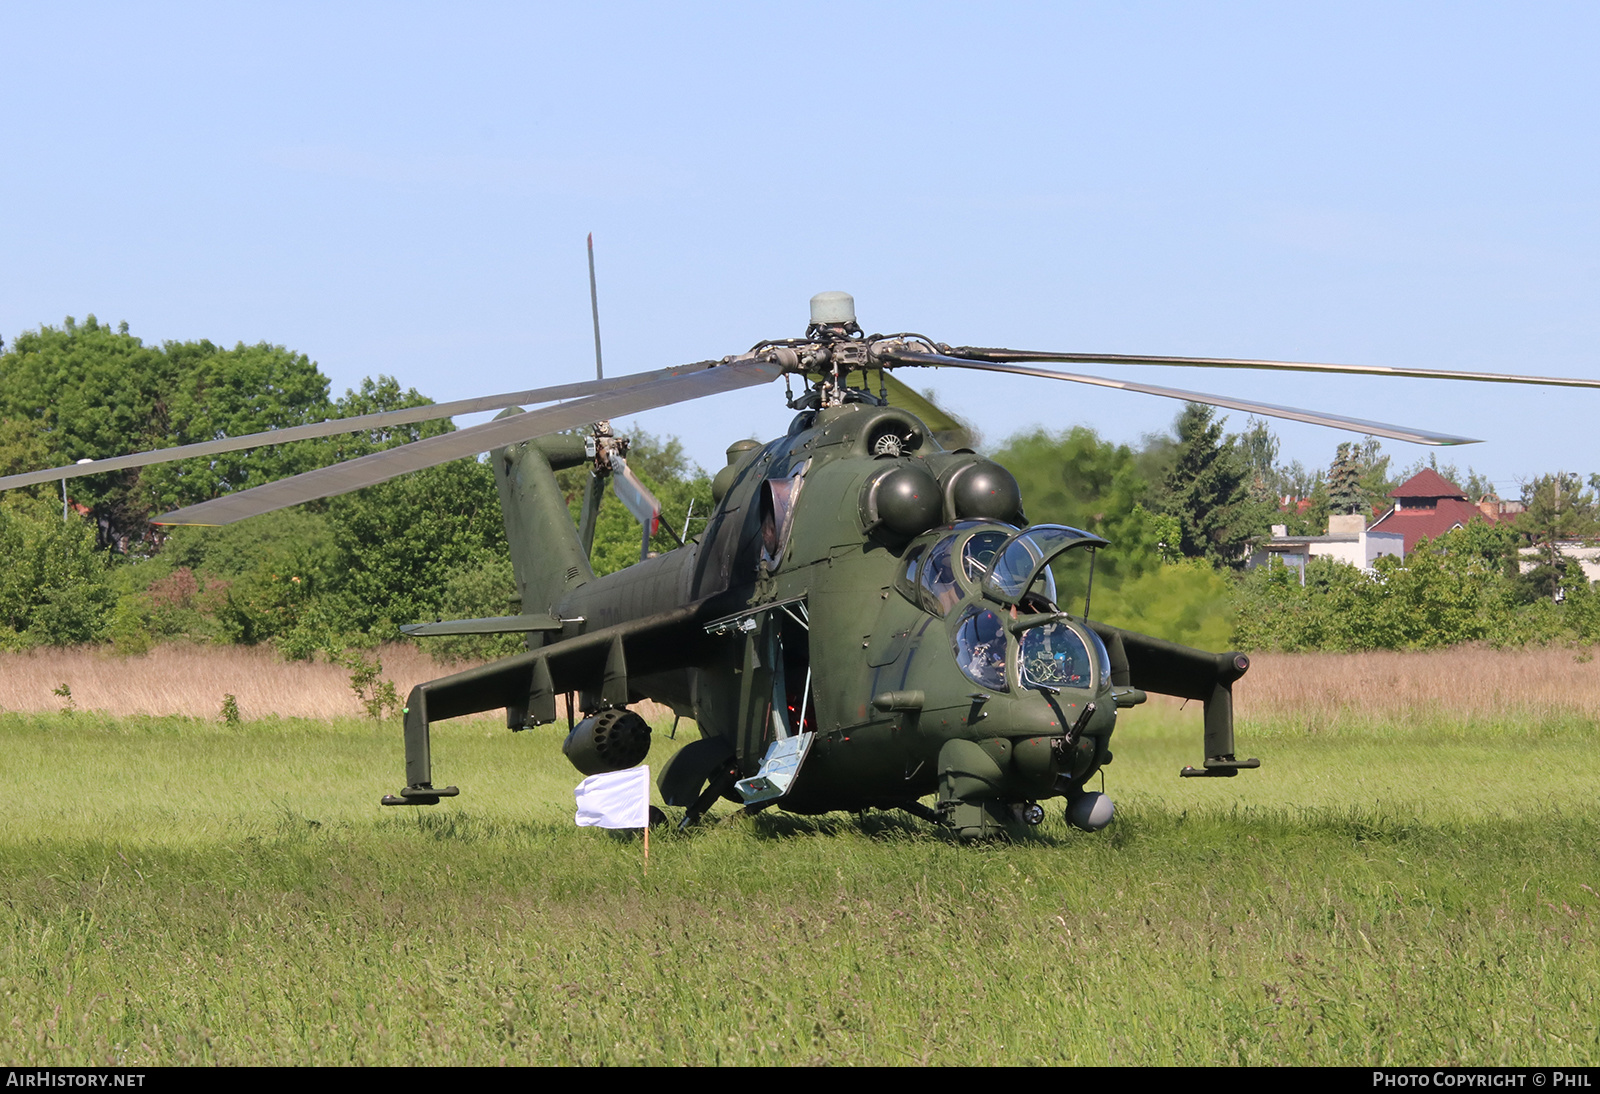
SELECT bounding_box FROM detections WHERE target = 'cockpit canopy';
[897,521,1016,616]
[896,522,1108,616]
[1016,618,1104,691]
[897,522,1114,695]
[981,524,1108,605]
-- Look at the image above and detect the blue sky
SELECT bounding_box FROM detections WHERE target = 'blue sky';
[4,2,1596,493]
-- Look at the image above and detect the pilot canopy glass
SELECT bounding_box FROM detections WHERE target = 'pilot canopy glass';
[981,525,1108,605]
[953,606,1008,692]
[898,522,1096,617]
[903,522,1021,617]
[1019,622,1093,691]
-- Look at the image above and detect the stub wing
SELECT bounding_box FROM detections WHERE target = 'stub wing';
[1085,622,1259,778]
[411,602,716,724]
[384,602,720,804]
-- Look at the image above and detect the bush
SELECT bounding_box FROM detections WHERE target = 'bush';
[1230,524,1600,652]
[0,505,113,647]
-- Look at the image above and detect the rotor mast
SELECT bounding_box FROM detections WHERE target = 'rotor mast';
[754,291,891,411]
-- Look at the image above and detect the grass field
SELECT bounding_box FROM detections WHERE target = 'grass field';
[1,645,1597,1065]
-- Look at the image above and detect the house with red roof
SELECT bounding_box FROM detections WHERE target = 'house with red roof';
[1368,468,1501,554]
[1249,469,1507,582]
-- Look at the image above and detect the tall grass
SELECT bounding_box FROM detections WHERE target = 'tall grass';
[0,643,671,724]
[0,644,442,720]
[7,642,1591,725]
[1235,646,1600,738]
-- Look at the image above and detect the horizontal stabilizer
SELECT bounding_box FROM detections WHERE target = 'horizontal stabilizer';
[401,613,564,637]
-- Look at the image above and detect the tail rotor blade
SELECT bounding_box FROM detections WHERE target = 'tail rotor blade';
[610,455,662,537]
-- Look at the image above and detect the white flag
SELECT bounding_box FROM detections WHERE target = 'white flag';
[574,766,651,829]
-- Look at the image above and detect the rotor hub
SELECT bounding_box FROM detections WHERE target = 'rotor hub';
[809,291,856,326]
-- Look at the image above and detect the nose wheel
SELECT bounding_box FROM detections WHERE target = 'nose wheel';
[1010,801,1046,826]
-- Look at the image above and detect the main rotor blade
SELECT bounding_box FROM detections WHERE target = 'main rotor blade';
[880,349,1480,446]
[945,346,1600,390]
[0,362,710,492]
[155,358,781,525]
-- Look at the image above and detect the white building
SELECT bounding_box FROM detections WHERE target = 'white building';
[1519,543,1600,583]
[1247,514,1406,584]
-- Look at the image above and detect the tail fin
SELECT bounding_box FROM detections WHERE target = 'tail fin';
[491,411,594,618]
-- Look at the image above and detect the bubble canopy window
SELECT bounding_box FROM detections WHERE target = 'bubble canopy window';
[1019,621,1110,691]
[953,606,1008,691]
[980,525,1108,605]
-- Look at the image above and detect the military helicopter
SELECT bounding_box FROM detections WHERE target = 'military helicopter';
[6,291,1598,839]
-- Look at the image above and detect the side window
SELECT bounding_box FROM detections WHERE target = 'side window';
[759,465,807,569]
[894,544,926,607]
[919,536,963,617]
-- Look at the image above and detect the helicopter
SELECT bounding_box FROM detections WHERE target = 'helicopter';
[6,291,1598,839]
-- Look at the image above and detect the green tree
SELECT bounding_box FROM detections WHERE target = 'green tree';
[1231,521,1562,652]
[0,317,334,547]
[139,339,334,516]
[992,426,1156,581]
[1514,473,1598,604]
[1235,417,1281,506]
[1326,442,1365,515]
[1152,404,1259,568]
[1355,438,1396,510]
[115,509,342,649]
[0,317,169,539]
[1232,557,1318,650]
[1322,437,1395,522]
[424,553,523,662]
[317,378,507,637]
[1367,550,1486,649]
[1106,558,1237,651]
[101,373,511,653]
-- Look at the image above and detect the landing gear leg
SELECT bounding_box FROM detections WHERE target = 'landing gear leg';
[898,800,943,826]
[680,764,738,830]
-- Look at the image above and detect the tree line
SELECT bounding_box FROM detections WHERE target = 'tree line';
[0,316,1595,658]
[994,405,1600,651]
